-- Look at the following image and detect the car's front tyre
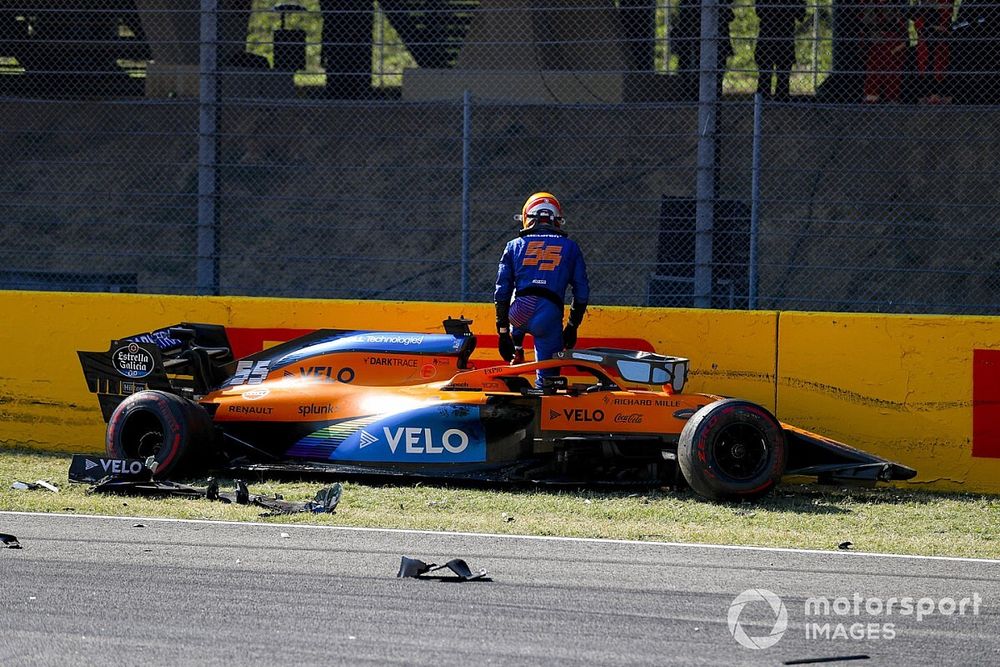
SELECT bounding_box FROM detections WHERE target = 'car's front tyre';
[677,399,786,501]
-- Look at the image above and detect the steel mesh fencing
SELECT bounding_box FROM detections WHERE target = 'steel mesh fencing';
[1,1,998,313]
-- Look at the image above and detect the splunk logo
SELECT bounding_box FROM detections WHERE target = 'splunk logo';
[728,589,788,650]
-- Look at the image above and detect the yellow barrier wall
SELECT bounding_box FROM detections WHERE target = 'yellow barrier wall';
[4,291,995,493]
[776,311,1000,493]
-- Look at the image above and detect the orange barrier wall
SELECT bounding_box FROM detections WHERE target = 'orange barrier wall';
[2,291,996,493]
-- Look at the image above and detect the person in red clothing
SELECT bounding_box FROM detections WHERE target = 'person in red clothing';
[912,0,954,103]
[862,0,908,102]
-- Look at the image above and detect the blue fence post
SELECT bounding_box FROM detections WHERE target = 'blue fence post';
[197,0,220,295]
[461,90,472,302]
[749,91,762,310]
[694,0,720,308]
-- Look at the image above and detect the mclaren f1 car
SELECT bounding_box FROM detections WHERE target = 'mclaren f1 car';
[78,318,916,501]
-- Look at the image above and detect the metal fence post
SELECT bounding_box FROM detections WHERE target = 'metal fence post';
[694,0,720,308]
[812,2,820,91]
[460,90,472,301]
[197,0,220,295]
[749,91,763,310]
[663,0,672,70]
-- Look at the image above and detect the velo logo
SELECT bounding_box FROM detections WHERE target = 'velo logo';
[728,589,788,649]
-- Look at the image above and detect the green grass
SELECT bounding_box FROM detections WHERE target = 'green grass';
[2,445,997,559]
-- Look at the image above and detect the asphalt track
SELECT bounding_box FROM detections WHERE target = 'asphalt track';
[1,512,998,666]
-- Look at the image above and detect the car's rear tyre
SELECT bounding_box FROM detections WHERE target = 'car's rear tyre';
[106,390,213,478]
[677,399,786,501]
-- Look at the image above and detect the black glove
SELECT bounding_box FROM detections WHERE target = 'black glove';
[498,331,516,362]
[562,323,578,350]
[563,301,586,350]
[495,302,510,332]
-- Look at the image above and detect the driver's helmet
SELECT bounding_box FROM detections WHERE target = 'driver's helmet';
[517,192,564,230]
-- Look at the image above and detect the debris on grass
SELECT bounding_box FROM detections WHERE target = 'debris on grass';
[11,480,58,492]
[86,470,342,518]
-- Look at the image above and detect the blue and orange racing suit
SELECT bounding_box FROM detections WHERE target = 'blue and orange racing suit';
[494,226,590,384]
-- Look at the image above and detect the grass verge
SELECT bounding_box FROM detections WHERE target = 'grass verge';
[1,445,997,559]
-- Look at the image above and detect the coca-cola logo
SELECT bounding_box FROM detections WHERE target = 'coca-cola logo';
[112,343,154,379]
[614,413,644,424]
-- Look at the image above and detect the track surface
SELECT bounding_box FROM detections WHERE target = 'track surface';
[1,512,998,665]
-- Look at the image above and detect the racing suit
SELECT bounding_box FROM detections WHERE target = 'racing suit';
[494,226,590,385]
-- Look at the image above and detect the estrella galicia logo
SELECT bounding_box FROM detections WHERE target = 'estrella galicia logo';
[112,343,154,379]
[728,589,788,649]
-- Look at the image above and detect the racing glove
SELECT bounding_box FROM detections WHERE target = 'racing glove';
[497,320,516,362]
[563,301,587,350]
[498,332,515,362]
[495,301,510,332]
[562,323,578,350]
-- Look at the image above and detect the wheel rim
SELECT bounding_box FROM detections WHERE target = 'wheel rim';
[135,430,163,459]
[712,422,769,480]
[119,410,165,460]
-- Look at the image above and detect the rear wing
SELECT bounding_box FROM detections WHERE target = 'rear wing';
[78,323,234,422]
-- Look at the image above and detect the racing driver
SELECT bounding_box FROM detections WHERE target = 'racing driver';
[494,192,590,384]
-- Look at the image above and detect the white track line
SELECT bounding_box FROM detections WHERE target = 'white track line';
[4,510,999,565]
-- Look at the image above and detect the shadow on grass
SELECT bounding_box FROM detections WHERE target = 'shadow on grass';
[0,444,79,461]
[119,471,991,517]
[4,447,993,518]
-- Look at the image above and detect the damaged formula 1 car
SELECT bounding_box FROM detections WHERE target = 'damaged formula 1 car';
[78,319,916,501]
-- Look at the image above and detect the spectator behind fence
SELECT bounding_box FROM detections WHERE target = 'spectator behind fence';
[862,0,908,102]
[673,0,700,76]
[755,0,807,99]
[671,0,734,94]
[913,0,954,103]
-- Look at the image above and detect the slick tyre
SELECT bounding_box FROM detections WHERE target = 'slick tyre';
[106,390,213,478]
[677,399,786,501]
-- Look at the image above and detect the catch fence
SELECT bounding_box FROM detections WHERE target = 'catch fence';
[1,0,998,313]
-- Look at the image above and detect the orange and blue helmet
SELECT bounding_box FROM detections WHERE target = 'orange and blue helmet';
[516,192,564,231]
